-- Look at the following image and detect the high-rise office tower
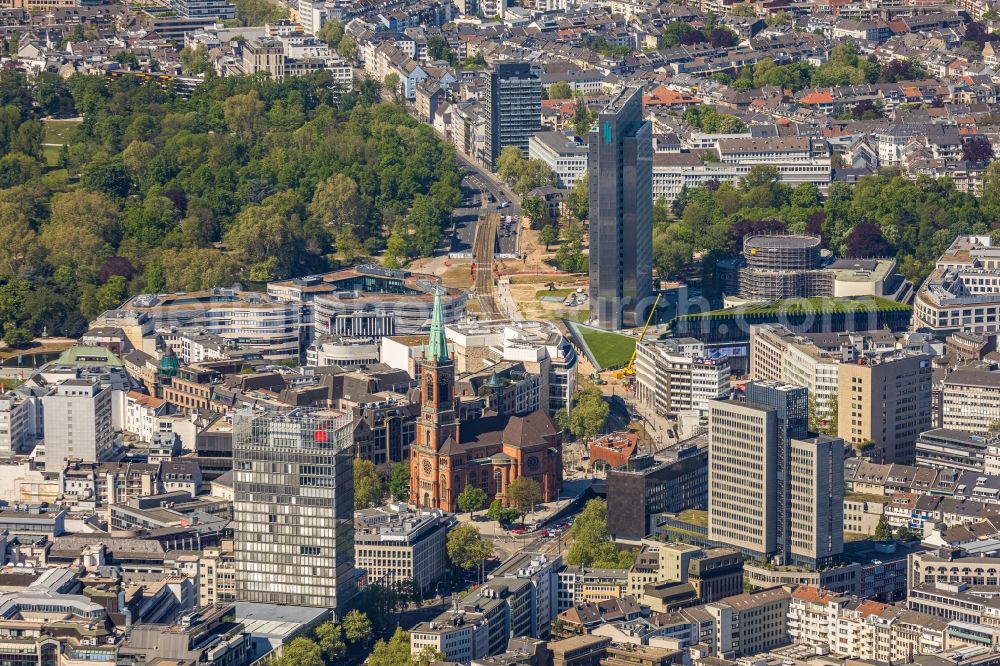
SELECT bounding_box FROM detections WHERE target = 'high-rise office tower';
[745,380,807,563]
[485,62,541,169]
[233,408,356,614]
[708,399,778,559]
[42,380,114,471]
[588,87,653,330]
[837,352,932,464]
[710,383,845,568]
[789,435,844,567]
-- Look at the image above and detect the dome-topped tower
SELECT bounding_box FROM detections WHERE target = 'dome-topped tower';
[158,347,180,378]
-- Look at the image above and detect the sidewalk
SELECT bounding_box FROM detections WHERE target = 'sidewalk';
[454,478,592,535]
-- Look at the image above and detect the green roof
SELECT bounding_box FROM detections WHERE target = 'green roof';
[673,296,911,321]
[56,346,123,367]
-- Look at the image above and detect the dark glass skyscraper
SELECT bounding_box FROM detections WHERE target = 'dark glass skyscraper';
[485,62,541,169]
[588,87,653,330]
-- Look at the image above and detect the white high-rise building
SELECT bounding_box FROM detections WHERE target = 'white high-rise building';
[0,392,33,455]
[42,380,114,471]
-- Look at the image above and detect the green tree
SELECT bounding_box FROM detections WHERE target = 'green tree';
[505,477,542,519]
[456,484,488,517]
[554,218,587,273]
[496,146,526,184]
[388,462,410,500]
[539,224,558,250]
[0,153,40,188]
[274,637,323,666]
[566,498,636,568]
[223,90,266,140]
[383,72,401,103]
[338,34,358,61]
[513,161,556,196]
[179,44,213,75]
[367,628,432,666]
[314,622,346,663]
[548,81,573,99]
[2,326,32,348]
[341,609,373,645]
[565,173,589,221]
[572,97,594,138]
[316,21,345,49]
[874,515,893,542]
[233,0,288,25]
[425,35,454,63]
[447,523,493,582]
[94,276,128,313]
[309,173,369,229]
[559,387,609,438]
[658,22,695,48]
[354,458,386,509]
[486,498,519,524]
[224,191,326,281]
[521,195,548,228]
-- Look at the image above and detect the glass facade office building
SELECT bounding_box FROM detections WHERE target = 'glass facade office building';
[233,408,356,614]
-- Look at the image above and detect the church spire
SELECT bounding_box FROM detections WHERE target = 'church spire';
[427,288,449,363]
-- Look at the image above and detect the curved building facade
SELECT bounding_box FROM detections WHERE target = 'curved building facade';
[739,235,831,301]
[268,265,467,339]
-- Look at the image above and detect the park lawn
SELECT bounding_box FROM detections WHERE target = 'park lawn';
[42,144,62,167]
[43,119,81,145]
[535,288,577,299]
[578,326,635,369]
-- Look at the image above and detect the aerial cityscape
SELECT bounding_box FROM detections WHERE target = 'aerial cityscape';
[3,0,1000,664]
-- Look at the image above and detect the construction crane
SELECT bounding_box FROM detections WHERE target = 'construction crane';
[619,292,662,378]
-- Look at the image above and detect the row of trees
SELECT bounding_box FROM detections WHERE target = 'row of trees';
[555,387,611,439]
[271,609,372,666]
[495,146,558,195]
[354,459,411,509]
[0,69,462,343]
[657,163,1000,296]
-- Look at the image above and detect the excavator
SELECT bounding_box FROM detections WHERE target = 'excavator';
[614,292,662,379]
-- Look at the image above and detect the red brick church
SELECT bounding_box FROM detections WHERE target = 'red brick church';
[409,293,562,513]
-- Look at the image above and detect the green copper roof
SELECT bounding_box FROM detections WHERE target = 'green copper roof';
[159,350,180,377]
[485,371,503,389]
[426,289,449,363]
[56,345,123,368]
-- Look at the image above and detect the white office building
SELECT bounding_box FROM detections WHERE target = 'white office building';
[634,339,730,419]
[527,131,588,188]
[42,380,114,471]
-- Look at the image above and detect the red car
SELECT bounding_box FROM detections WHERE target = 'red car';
[511,527,526,535]
[540,529,549,538]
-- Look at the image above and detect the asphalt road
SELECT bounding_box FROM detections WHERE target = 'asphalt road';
[450,174,486,254]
